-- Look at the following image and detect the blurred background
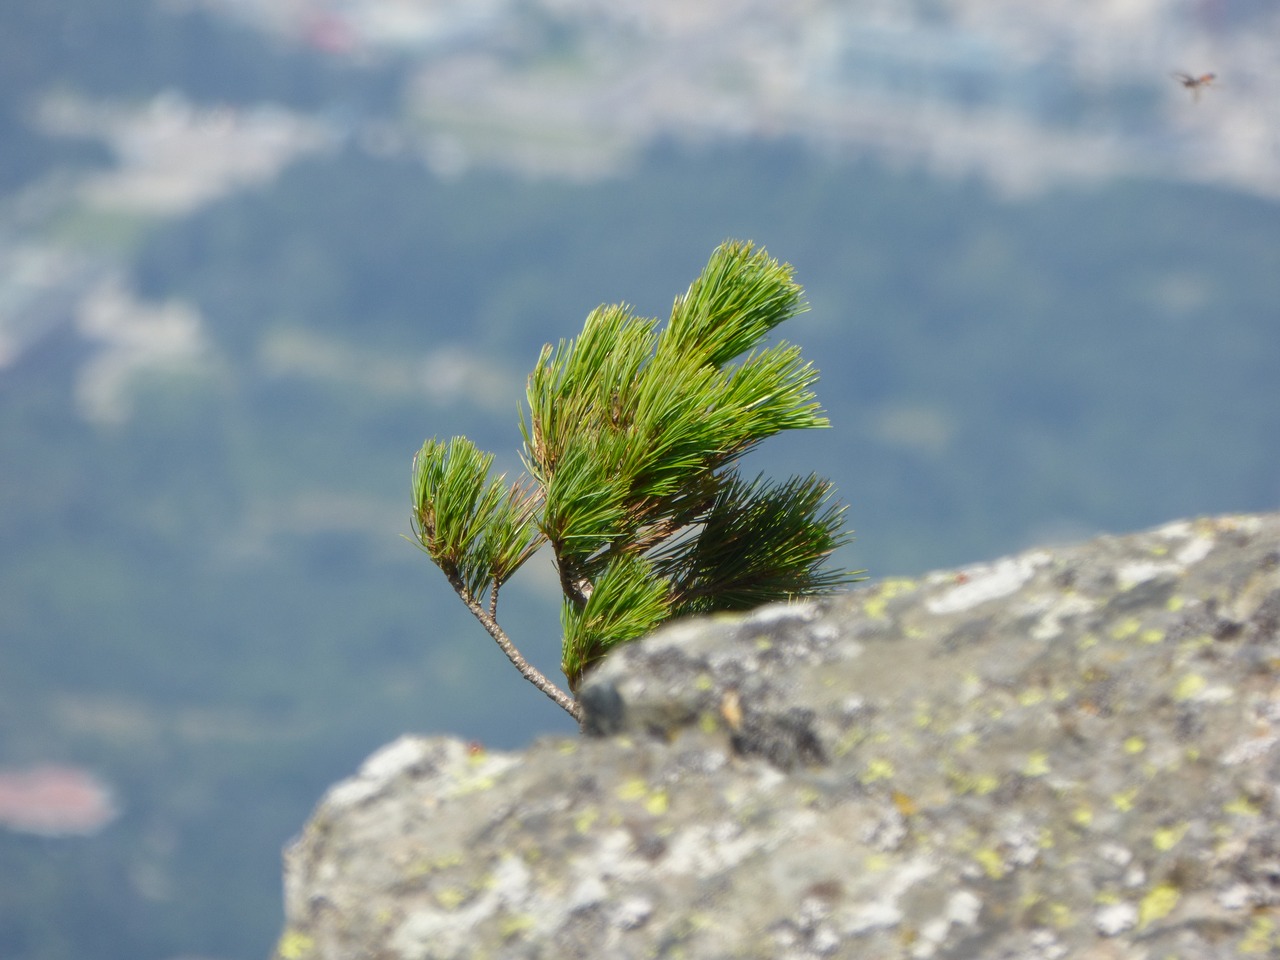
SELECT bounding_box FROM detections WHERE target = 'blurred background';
[1,0,1277,957]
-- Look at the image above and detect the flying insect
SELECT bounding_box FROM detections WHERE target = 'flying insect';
[1172,72,1216,100]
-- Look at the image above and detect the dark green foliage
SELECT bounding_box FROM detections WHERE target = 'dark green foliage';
[412,242,862,709]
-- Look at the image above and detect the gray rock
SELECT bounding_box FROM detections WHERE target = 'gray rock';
[274,513,1280,960]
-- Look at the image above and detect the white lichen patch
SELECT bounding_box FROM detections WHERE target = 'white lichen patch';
[1152,519,1195,540]
[324,737,438,810]
[841,855,940,935]
[1094,901,1138,936]
[1221,732,1278,766]
[744,600,820,627]
[912,890,983,958]
[662,820,771,876]
[609,895,654,930]
[927,553,1051,615]
[1030,593,1096,641]
[1116,560,1180,589]
[1173,535,1214,566]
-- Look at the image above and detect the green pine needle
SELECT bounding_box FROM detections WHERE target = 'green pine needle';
[410,437,542,601]
[658,473,866,616]
[666,240,807,367]
[561,553,671,690]
[411,241,863,720]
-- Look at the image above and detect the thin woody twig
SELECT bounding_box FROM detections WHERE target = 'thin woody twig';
[446,572,582,722]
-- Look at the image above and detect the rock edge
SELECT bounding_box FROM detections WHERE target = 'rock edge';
[275,513,1280,960]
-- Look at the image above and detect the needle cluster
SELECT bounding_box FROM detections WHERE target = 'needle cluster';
[411,241,863,721]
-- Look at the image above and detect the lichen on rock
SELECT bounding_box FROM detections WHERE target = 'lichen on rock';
[275,513,1280,959]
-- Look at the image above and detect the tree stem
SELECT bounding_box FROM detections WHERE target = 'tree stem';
[448,573,582,722]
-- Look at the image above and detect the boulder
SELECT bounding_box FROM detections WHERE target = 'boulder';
[274,513,1280,959]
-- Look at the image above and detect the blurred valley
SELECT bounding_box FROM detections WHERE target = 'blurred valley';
[1,1,1277,958]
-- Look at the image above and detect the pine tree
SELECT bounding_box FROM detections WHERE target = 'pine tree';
[410,241,863,722]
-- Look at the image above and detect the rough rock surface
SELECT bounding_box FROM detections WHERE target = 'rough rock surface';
[274,513,1280,960]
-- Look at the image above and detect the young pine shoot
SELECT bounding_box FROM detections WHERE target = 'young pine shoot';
[410,241,863,723]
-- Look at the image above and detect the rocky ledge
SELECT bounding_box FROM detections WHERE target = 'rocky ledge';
[274,513,1280,960]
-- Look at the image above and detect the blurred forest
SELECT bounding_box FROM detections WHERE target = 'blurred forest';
[1,2,1278,960]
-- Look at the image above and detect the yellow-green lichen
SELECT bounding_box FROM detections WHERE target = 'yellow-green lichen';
[1152,823,1189,852]
[975,847,1006,879]
[617,778,647,801]
[1110,617,1143,641]
[798,785,823,807]
[863,578,917,619]
[864,852,891,872]
[454,774,498,795]
[1124,736,1146,755]
[407,851,464,877]
[1044,902,1074,929]
[1022,894,1073,930]
[861,758,895,783]
[1023,751,1051,777]
[952,732,981,754]
[1173,673,1207,701]
[1224,795,1261,817]
[275,930,315,960]
[436,886,468,910]
[1112,788,1140,813]
[617,778,668,816]
[1239,915,1278,955]
[1137,882,1180,928]
[947,768,1001,796]
[573,806,599,833]
[863,596,889,620]
[1179,634,1214,651]
[499,913,536,938]
[831,727,869,758]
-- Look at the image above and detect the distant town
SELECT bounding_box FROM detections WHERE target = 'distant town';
[183,0,1280,195]
[3,0,1278,400]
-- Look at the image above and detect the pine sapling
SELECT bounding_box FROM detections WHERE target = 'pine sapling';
[410,241,864,723]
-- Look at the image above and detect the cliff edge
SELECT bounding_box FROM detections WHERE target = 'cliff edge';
[274,513,1280,959]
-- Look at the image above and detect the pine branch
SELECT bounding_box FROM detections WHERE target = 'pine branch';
[410,240,863,721]
[658,473,865,616]
[443,569,582,722]
[409,437,580,718]
[561,553,671,691]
